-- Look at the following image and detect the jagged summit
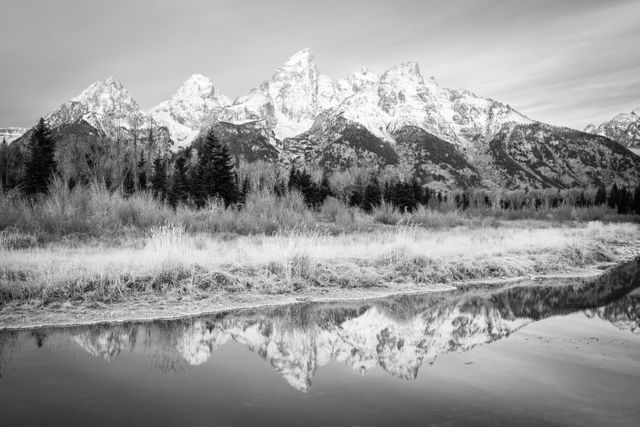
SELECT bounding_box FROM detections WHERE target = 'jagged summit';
[283,48,314,66]
[149,74,231,148]
[585,106,640,149]
[45,76,145,133]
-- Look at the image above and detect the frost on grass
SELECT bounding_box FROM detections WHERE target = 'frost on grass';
[0,222,637,307]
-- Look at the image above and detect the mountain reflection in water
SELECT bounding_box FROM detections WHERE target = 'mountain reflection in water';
[1,260,639,392]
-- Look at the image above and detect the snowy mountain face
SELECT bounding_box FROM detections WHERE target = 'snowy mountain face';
[211,50,385,141]
[208,50,531,149]
[585,107,640,149]
[215,48,321,140]
[46,77,149,137]
[10,48,640,189]
[149,74,232,149]
[0,127,27,144]
[309,61,532,149]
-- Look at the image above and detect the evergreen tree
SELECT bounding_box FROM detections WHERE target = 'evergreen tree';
[595,185,607,206]
[239,176,251,206]
[138,152,147,190]
[288,165,298,190]
[617,188,629,214]
[288,166,325,207]
[391,181,417,212]
[608,184,620,209]
[315,173,333,207]
[454,194,462,209]
[362,178,382,212]
[23,118,57,194]
[194,131,218,206]
[0,137,8,188]
[273,179,287,197]
[212,142,238,206]
[411,179,424,205]
[633,184,640,215]
[151,156,167,200]
[577,191,586,208]
[195,130,237,207]
[422,185,432,206]
[123,168,136,195]
[168,156,189,208]
[349,188,363,207]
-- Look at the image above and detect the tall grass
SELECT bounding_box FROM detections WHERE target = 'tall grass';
[0,179,637,245]
[0,222,636,305]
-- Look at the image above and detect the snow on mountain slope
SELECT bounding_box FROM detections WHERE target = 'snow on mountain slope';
[317,60,533,149]
[0,127,27,143]
[216,48,321,140]
[585,107,640,149]
[214,50,383,141]
[46,77,147,134]
[20,49,534,156]
[149,74,231,148]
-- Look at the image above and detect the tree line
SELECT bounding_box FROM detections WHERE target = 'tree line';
[2,118,640,216]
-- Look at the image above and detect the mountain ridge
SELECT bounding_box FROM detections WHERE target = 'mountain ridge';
[585,107,640,150]
[5,49,640,190]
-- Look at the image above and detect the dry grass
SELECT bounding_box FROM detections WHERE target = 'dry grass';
[2,181,637,246]
[1,222,637,306]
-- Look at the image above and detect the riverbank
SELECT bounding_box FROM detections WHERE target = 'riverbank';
[1,221,638,329]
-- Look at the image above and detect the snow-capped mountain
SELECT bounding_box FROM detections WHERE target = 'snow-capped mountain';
[301,60,532,148]
[46,77,150,137]
[215,48,322,140]
[207,49,531,149]
[585,107,640,150]
[0,127,26,143]
[149,74,232,148]
[7,48,640,189]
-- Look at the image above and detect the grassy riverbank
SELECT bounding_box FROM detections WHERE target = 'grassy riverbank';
[1,222,638,308]
[1,183,639,328]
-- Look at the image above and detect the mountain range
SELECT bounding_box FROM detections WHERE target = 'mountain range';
[5,49,640,189]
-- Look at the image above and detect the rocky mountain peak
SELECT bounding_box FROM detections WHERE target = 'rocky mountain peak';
[149,74,232,148]
[282,48,314,67]
[73,77,138,112]
[216,48,321,140]
[175,74,214,99]
[45,77,143,130]
[585,106,640,149]
[347,66,379,91]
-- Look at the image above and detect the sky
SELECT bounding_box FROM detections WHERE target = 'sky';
[1,0,639,129]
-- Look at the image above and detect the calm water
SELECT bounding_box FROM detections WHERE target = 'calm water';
[1,261,640,426]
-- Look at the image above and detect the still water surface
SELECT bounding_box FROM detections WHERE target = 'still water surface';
[1,261,639,426]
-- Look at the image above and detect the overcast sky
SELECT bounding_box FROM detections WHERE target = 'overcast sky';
[1,0,639,129]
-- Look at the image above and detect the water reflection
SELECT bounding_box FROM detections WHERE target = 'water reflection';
[1,260,639,391]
